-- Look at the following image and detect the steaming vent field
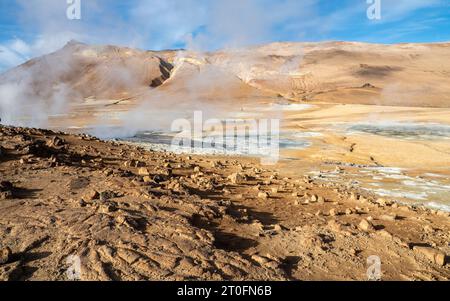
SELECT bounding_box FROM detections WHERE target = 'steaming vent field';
[0,40,450,280]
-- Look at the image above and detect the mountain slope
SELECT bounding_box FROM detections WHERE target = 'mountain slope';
[0,41,175,100]
[1,41,449,130]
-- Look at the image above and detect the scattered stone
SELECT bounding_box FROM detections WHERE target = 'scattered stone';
[0,181,14,200]
[0,247,12,265]
[234,194,243,200]
[153,174,167,183]
[413,246,446,266]
[251,255,269,266]
[258,192,269,200]
[310,195,318,203]
[376,198,391,207]
[359,219,375,232]
[228,173,246,185]
[83,189,99,201]
[143,176,153,183]
[329,209,339,217]
[379,214,397,222]
[134,161,145,168]
[115,214,139,230]
[273,224,283,232]
[47,136,65,147]
[328,220,342,232]
[99,202,118,214]
[138,167,150,176]
[99,191,116,202]
[250,221,264,232]
[103,169,113,176]
[0,181,13,191]
[345,208,354,215]
[264,253,281,264]
[0,190,13,200]
[303,176,312,183]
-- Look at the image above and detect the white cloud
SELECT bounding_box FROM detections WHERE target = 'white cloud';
[0,0,446,72]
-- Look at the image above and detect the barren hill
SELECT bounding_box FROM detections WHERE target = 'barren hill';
[1,40,449,112]
[0,41,175,100]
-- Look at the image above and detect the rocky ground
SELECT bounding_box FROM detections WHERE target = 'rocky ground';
[0,125,449,281]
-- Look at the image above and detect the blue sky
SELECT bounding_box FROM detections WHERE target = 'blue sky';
[0,0,449,72]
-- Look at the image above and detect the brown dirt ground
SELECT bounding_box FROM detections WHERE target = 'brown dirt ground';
[0,126,449,281]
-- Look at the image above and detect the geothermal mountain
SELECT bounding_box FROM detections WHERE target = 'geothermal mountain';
[1,40,450,112]
[0,41,176,100]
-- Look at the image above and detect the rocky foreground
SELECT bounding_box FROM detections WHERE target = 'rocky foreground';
[0,125,449,280]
